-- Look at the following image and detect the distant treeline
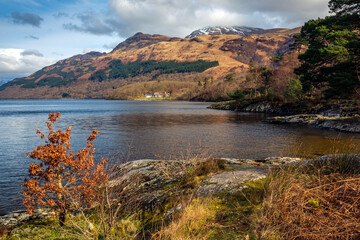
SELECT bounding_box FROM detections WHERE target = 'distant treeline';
[90,60,219,82]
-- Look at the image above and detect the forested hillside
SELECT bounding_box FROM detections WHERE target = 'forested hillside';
[217,0,359,113]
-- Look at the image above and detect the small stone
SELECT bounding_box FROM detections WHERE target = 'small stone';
[17,214,30,222]
[264,157,302,165]
[175,204,182,211]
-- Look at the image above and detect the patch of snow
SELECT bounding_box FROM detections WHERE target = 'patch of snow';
[186,26,265,38]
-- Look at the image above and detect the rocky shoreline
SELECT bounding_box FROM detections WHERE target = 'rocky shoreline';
[209,101,360,133]
[0,209,54,227]
[208,101,282,114]
[0,156,302,227]
[267,114,360,133]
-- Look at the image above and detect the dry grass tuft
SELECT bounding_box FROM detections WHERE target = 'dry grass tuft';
[189,158,225,177]
[152,198,216,240]
[258,154,360,239]
[0,225,8,238]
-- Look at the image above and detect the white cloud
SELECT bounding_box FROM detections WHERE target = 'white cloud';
[63,12,114,35]
[0,48,56,75]
[103,41,119,50]
[108,0,330,37]
[194,8,243,26]
[55,0,329,39]
[83,48,95,53]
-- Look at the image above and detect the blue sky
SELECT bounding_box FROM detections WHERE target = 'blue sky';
[0,0,330,82]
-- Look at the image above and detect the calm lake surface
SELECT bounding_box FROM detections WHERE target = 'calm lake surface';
[0,99,359,215]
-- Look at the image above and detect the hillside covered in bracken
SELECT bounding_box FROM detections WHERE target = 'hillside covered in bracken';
[0,27,300,100]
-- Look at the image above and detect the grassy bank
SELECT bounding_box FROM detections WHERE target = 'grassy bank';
[1,154,359,240]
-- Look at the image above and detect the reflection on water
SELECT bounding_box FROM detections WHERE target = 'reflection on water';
[0,99,359,215]
[289,135,359,158]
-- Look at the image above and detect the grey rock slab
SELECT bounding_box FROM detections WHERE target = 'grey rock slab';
[263,157,303,165]
[267,114,360,133]
[196,168,267,196]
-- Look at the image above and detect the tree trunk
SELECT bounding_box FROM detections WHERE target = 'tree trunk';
[59,209,66,226]
[56,165,66,226]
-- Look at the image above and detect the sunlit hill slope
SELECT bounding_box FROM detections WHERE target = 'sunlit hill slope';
[0,27,300,99]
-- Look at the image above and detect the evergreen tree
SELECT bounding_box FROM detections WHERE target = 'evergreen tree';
[285,78,303,99]
[227,89,245,100]
[294,3,359,99]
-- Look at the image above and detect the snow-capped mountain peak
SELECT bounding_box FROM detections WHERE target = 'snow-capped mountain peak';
[185,26,265,38]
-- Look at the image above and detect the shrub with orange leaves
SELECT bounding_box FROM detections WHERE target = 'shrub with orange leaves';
[22,112,108,226]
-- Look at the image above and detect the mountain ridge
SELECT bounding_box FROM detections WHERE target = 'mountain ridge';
[185,26,301,38]
[186,26,266,38]
[0,26,301,99]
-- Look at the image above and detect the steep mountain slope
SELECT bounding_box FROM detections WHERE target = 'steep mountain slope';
[0,27,300,99]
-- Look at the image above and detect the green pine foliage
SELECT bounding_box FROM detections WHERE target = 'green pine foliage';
[227,89,245,100]
[107,60,219,81]
[224,73,235,82]
[285,78,303,99]
[89,69,107,82]
[270,56,284,62]
[295,13,359,98]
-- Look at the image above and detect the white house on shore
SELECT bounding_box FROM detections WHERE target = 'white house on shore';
[144,92,170,98]
[153,92,163,98]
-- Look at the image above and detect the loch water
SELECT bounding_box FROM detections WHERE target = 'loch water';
[0,99,359,215]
